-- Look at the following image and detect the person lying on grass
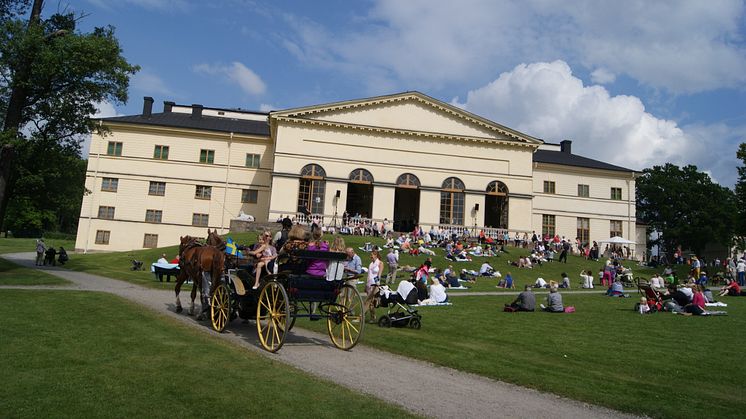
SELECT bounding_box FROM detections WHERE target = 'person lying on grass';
[505,285,536,312]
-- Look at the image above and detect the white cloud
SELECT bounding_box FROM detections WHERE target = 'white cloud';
[281,0,746,94]
[131,69,175,97]
[86,0,190,12]
[194,62,266,96]
[454,60,742,186]
[590,68,615,85]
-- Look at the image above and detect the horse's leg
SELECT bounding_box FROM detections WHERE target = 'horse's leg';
[175,271,185,313]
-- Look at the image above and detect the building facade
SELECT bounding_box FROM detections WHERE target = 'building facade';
[75,92,645,255]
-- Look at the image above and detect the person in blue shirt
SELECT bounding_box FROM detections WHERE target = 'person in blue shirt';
[697,271,708,286]
[504,272,514,289]
[343,247,362,277]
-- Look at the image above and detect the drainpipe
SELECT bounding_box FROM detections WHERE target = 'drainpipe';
[84,120,103,253]
[221,132,233,233]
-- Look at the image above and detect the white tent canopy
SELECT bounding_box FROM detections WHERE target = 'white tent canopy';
[597,236,635,244]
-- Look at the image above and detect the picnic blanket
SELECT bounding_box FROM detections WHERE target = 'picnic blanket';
[413,302,453,306]
[705,302,728,307]
[447,286,470,290]
[151,262,179,272]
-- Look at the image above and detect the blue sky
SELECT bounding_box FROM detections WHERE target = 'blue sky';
[72,0,746,186]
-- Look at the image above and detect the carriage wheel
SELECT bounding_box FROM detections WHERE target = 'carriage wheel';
[408,317,422,330]
[327,284,364,350]
[256,281,289,353]
[210,282,231,333]
[287,302,298,332]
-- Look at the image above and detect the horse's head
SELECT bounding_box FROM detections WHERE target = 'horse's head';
[179,235,197,256]
[206,229,225,249]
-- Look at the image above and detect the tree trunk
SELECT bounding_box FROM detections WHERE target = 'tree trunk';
[0,0,44,229]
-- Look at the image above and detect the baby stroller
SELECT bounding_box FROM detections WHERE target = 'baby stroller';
[635,279,664,313]
[375,284,422,329]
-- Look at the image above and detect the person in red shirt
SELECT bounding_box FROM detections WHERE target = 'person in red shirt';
[719,278,742,297]
[169,255,180,264]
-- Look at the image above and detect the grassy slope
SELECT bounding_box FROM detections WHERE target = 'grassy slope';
[299,293,745,419]
[0,258,69,285]
[0,237,75,254]
[0,290,416,419]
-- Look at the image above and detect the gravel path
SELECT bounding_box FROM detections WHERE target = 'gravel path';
[3,252,638,419]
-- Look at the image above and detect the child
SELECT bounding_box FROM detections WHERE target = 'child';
[559,272,570,288]
[638,297,650,314]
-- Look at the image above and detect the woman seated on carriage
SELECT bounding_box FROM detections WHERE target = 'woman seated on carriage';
[279,224,311,274]
[305,227,329,278]
[250,230,278,289]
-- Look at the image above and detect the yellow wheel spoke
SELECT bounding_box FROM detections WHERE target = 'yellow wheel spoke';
[344,319,359,334]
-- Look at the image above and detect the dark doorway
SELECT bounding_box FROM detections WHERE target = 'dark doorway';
[393,187,420,232]
[484,194,508,228]
[345,183,374,218]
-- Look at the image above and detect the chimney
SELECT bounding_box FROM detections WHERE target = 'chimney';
[191,104,203,119]
[560,140,572,154]
[142,96,154,118]
[163,101,174,113]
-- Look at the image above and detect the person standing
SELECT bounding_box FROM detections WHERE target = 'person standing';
[366,249,383,295]
[736,258,746,286]
[386,248,399,284]
[35,239,46,266]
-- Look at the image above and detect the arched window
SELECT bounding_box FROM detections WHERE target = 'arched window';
[298,164,326,214]
[440,177,465,225]
[485,181,509,229]
[396,173,420,188]
[349,168,373,183]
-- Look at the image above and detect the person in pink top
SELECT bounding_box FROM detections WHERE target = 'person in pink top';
[684,285,706,315]
[305,227,329,277]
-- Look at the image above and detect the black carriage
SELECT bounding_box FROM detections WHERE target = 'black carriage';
[209,250,365,353]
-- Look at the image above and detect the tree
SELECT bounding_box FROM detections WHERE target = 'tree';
[636,163,737,256]
[734,143,746,249]
[0,0,138,232]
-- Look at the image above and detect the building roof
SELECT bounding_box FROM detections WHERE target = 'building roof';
[533,149,634,173]
[101,112,270,137]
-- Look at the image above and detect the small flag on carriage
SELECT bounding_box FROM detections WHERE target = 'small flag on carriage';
[225,238,238,255]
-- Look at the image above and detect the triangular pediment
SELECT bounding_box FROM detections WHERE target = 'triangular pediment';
[272,92,541,145]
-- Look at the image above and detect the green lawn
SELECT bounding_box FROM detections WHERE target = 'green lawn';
[298,292,745,418]
[0,237,75,254]
[0,257,69,285]
[0,289,416,419]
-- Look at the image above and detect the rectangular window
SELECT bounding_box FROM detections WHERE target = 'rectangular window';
[195,185,212,200]
[192,213,209,227]
[610,220,623,238]
[107,141,122,156]
[101,177,118,192]
[577,217,590,246]
[145,209,163,223]
[97,206,115,220]
[153,145,169,160]
[610,187,622,200]
[148,181,166,196]
[143,234,158,248]
[245,153,261,168]
[95,230,110,245]
[241,189,258,204]
[543,180,556,194]
[199,149,215,164]
[577,184,589,198]
[542,214,555,237]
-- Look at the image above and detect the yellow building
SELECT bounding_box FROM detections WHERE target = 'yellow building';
[75,92,644,255]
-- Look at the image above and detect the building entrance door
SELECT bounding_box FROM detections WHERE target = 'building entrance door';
[345,183,374,218]
[393,187,420,233]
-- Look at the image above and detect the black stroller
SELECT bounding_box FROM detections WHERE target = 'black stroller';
[376,284,422,329]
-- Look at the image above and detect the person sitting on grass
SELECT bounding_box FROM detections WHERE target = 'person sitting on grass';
[719,278,743,297]
[606,278,628,297]
[534,277,547,289]
[559,272,571,289]
[540,287,564,312]
[504,272,514,289]
[505,285,536,312]
[681,285,707,316]
[479,262,494,276]
[580,270,594,289]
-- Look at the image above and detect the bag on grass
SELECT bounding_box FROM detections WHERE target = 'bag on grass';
[564,306,576,313]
